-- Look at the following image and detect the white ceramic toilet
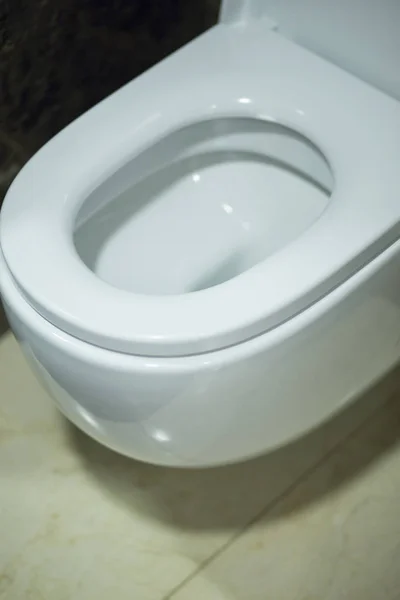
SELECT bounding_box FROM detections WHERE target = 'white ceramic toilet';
[1,0,400,467]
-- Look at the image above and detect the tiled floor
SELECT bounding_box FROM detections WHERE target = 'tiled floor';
[1,332,400,599]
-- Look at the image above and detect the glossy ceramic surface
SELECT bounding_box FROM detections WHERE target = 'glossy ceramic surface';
[1,13,400,466]
[2,21,400,356]
[1,240,400,466]
[220,0,400,101]
[74,118,331,296]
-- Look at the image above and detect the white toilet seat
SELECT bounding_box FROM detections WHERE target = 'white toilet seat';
[2,21,400,357]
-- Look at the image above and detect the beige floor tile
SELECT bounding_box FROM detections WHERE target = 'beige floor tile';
[0,333,399,600]
[170,392,400,600]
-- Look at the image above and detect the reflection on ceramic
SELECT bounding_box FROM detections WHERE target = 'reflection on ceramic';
[2,240,400,467]
[74,119,332,297]
[1,0,400,466]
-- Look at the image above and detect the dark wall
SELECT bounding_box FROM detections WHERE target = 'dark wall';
[0,0,220,335]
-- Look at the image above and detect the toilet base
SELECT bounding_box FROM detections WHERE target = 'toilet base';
[1,241,400,468]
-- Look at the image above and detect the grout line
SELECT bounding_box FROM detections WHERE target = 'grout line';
[163,390,397,599]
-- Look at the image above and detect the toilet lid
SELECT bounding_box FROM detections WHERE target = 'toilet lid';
[1,22,400,357]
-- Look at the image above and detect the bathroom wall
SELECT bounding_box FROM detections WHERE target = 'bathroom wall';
[0,0,220,335]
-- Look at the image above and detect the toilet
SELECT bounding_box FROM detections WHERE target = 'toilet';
[1,0,400,467]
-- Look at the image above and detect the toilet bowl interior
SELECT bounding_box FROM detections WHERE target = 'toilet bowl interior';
[74,117,333,296]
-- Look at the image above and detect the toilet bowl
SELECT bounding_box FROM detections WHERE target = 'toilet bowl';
[1,0,400,466]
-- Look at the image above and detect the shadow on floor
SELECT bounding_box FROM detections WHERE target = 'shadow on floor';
[63,365,400,533]
[0,306,8,337]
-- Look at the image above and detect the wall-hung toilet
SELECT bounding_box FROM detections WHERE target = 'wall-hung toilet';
[1,0,400,467]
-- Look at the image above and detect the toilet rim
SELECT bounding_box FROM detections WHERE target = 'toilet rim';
[1,25,400,357]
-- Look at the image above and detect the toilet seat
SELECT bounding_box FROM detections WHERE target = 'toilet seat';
[2,21,400,357]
